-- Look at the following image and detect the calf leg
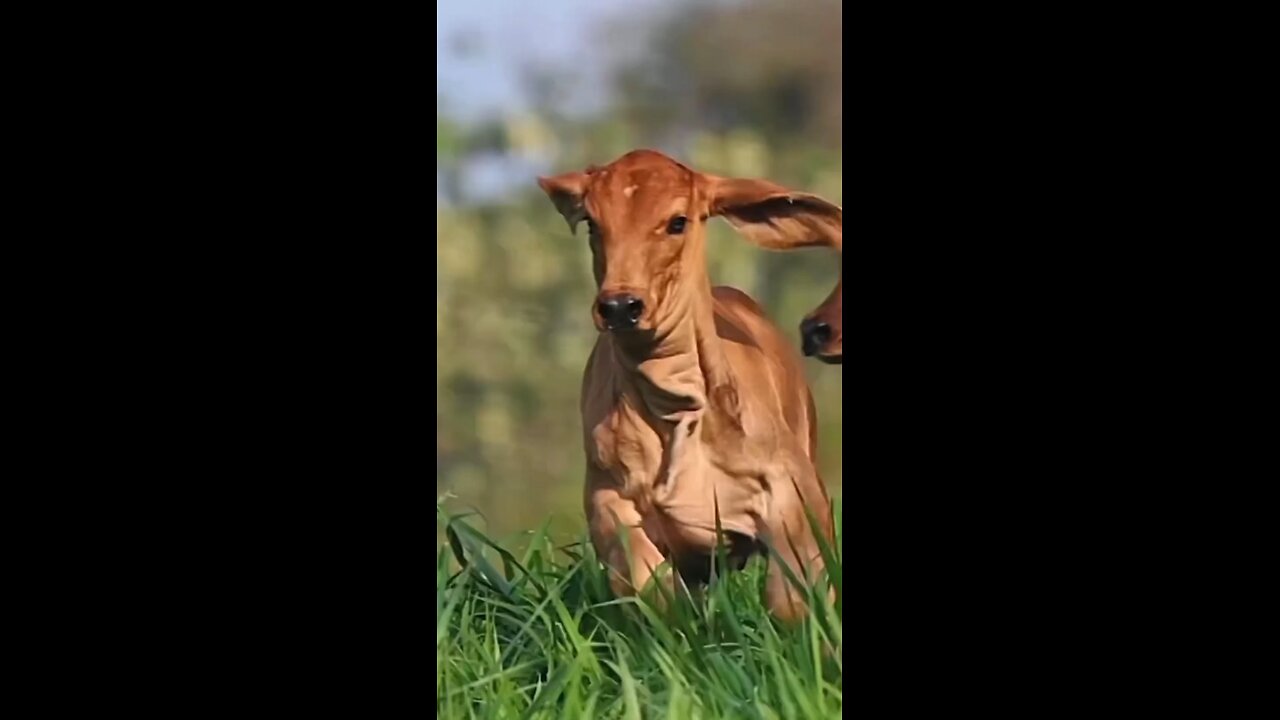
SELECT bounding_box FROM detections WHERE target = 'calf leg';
[586,483,670,600]
[761,476,836,623]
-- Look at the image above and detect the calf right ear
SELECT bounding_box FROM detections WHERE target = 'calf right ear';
[537,172,589,234]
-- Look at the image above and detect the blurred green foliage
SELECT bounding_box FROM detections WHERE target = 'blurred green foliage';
[438,0,842,540]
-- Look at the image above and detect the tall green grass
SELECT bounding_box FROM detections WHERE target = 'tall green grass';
[437,502,842,719]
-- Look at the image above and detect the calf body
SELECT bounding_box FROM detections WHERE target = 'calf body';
[538,150,841,621]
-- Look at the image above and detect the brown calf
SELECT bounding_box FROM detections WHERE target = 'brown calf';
[800,266,842,364]
[538,149,841,621]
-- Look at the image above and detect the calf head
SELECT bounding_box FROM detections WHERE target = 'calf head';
[537,149,843,340]
[801,273,842,364]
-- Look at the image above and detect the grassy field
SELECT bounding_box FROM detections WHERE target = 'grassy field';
[436,502,843,719]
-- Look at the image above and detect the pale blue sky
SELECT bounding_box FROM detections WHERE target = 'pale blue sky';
[437,0,679,202]
[436,0,672,120]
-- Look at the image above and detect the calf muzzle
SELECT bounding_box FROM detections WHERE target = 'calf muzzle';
[800,318,832,357]
[597,293,645,330]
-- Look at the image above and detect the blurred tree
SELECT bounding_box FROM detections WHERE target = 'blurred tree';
[609,0,842,152]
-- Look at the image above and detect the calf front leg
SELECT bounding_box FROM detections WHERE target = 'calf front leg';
[761,475,836,624]
[586,482,670,600]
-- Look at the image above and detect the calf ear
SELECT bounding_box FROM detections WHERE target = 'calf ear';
[537,171,590,234]
[706,176,841,251]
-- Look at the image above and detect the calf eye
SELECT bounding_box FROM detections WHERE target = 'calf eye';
[666,215,687,234]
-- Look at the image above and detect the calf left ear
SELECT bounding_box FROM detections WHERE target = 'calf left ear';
[705,176,842,251]
[537,171,589,234]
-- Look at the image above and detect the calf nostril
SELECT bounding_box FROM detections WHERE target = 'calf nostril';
[625,298,644,322]
[801,319,832,356]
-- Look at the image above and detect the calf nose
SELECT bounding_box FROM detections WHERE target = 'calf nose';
[597,294,644,330]
[801,318,832,356]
